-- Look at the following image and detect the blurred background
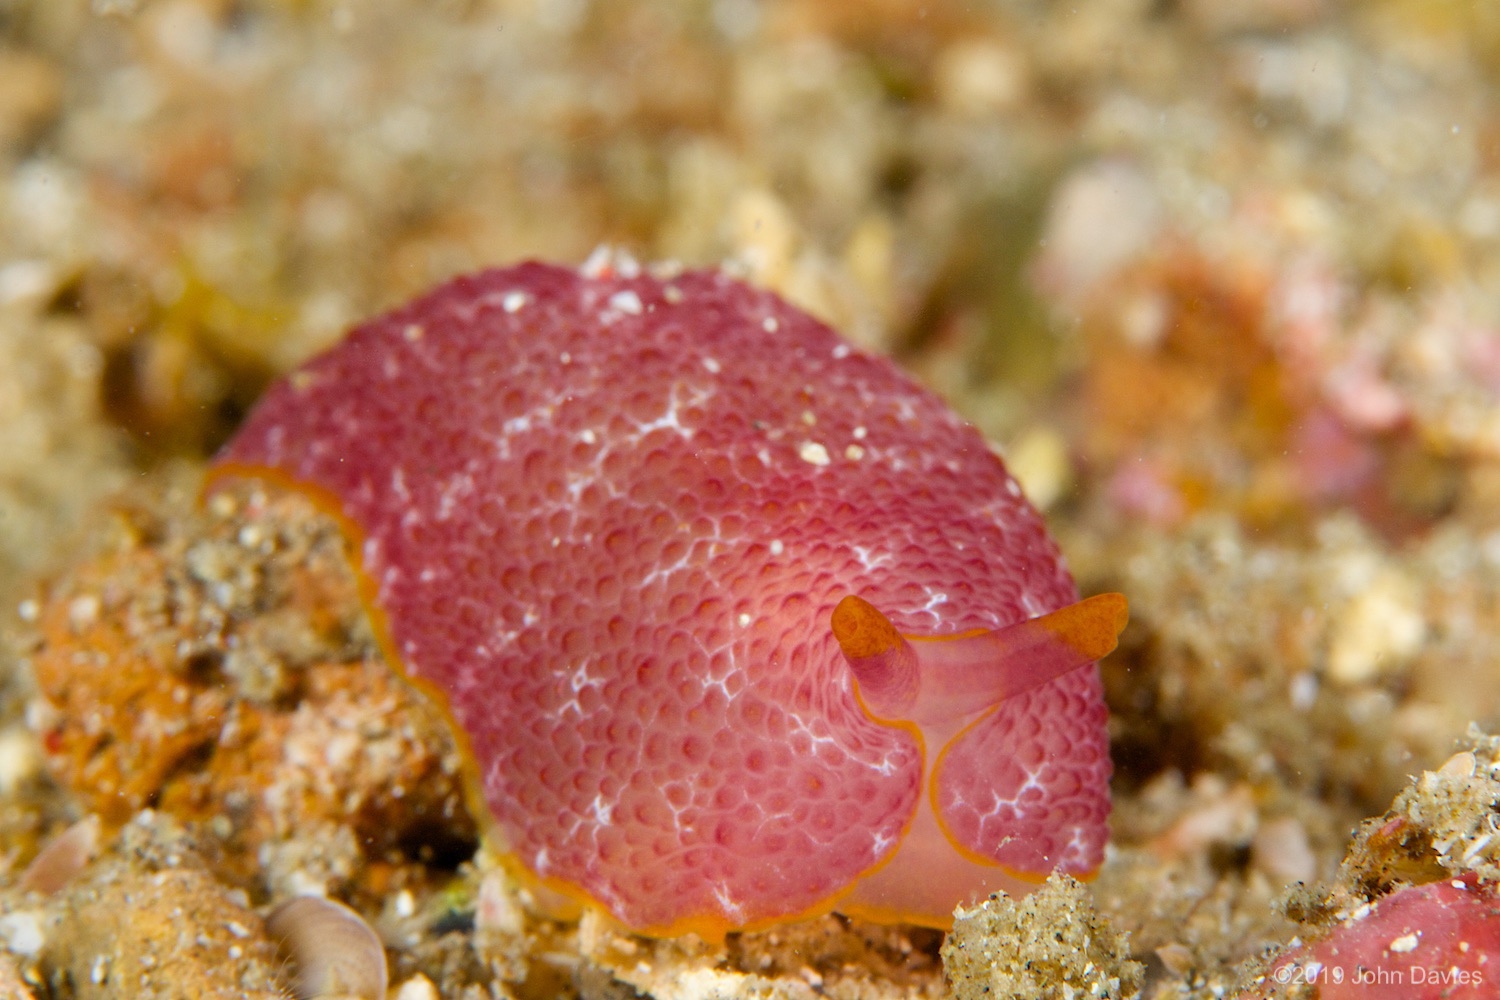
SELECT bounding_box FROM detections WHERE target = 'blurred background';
[7,0,1500,971]
[6,0,1499,585]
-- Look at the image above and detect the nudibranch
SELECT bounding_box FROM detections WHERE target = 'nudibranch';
[211,258,1126,936]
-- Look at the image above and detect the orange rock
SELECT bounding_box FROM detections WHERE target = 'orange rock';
[28,485,476,894]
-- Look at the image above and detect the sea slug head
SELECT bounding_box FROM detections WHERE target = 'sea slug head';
[830,591,1127,926]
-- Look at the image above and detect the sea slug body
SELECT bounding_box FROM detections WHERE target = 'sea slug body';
[213,259,1125,936]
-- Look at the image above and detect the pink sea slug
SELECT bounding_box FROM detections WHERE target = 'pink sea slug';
[212,259,1125,935]
[1256,877,1500,999]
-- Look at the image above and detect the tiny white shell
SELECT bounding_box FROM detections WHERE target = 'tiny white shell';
[265,895,388,1000]
[19,815,100,895]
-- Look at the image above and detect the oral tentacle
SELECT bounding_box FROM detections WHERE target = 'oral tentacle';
[834,592,1128,727]
[907,592,1127,723]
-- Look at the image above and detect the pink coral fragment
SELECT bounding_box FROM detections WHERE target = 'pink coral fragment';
[1260,877,1500,999]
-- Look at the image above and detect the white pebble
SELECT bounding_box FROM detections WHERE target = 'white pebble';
[1327,570,1425,684]
[396,974,441,1000]
[581,245,613,277]
[1251,816,1317,884]
[608,290,643,315]
[798,441,830,466]
[1388,932,1419,953]
[0,726,43,796]
[0,911,45,956]
[68,595,100,631]
[475,869,525,937]
[1288,672,1318,711]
